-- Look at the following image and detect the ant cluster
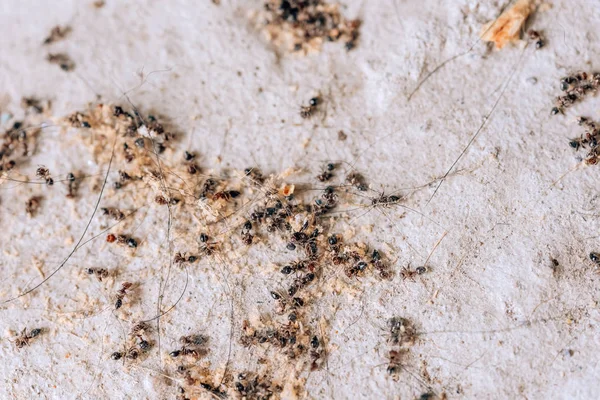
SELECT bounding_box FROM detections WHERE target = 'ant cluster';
[2,102,427,398]
[0,99,46,173]
[111,322,154,361]
[255,0,361,53]
[552,71,600,115]
[568,117,600,165]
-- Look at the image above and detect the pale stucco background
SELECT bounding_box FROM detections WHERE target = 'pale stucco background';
[1,0,600,399]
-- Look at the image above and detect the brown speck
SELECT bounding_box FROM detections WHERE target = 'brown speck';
[26,196,43,217]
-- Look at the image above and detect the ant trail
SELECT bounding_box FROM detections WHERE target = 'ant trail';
[1,136,117,304]
[425,44,529,206]
[406,0,517,102]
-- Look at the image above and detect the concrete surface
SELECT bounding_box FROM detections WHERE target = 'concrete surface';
[1,0,600,399]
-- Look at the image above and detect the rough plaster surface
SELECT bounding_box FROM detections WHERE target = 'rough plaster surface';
[1,0,600,399]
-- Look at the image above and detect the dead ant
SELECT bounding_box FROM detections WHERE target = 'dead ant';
[527,29,545,49]
[111,234,137,248]
[213,190,241,201]
[13,328,43,349]
[287,272,315,296]
[371,249,393,280]
[86,267,109,281]
[317,163,336,182]
[126,346,140,360]
[115,282,133,309]
[154,195,180,205]
[65,172,78,198]
[300,96,321,119]
[47,53,75,71]
[174,252,198,264]
[199,382,227,399]
[386,348,407,375]
[345,171,367,191]
[371,193,402,207]
[36,165,53,185]
[309,335,326,371]
[130,322,150,335]
[101,207,125,221]
[21,97,44,113]
[198,233,217,256]
[400,266,418,281]
[123,142,135,163]
[43,25,72,45]
[169,347,204,358]
[388,317,417,346]
[241,220,254,245]
[270,288,305,314]
[137,337,152,351]
[169,333,209,358]
[180,334,209,346]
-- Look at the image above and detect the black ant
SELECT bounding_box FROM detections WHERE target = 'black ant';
[300,97,320,119]
[174,252,198,264]
[527,29,545,49]
[36,165,53,185]
[386,349,406,376]
[371,193,401,207]
[115,282,133,309]
[169,334,209,358]
[345,171,367,191]
[180,334,209,346]
[309,335,325,371]
[101,207,125,221]
[287,272,315,296]
[317,163,335,182]
[198,233,217,256]
[241,220,254,245]
[388,317,417,346]
[400,266,418,281]
[13,328,43,349]
[86,267,109,281]
[66,172,78,198]
[199,382,227,399]
[370,249,393,280]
